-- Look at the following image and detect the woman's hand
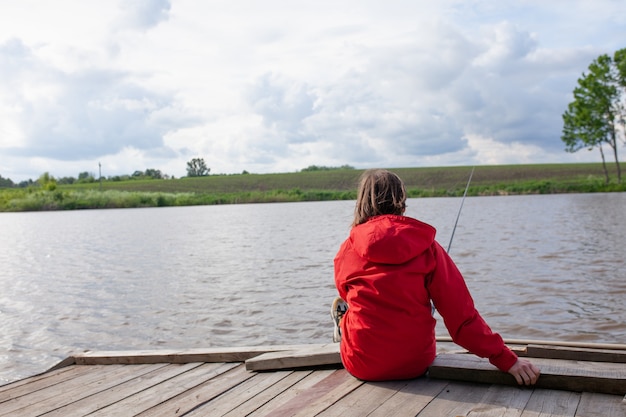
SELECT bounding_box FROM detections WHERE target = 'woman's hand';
[508,358,540,385]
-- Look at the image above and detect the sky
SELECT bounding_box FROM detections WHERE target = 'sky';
[0,0,624,181]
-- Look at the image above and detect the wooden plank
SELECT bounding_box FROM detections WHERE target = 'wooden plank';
[179,370,295,416]
[575,392,626,417]
[221,370,315,417]
[41,363,226,417]
[526,344,626,363]
[245,343,341,371]
[245,369,337,417]
[429,354,626,395]
[0,365,126,416]
[259,369,363,416]
[458,383,533,417]
[131,363,244,416]
[12,364,166,417]
[414,381,499,416]
[90,363,251,416]
[290,369,364,417]
[316,379,421,416]
[44,356,76,372]
[417,381,535,417]
[0,365,96,402]
[366,378,449,417]
[69,344,325,366]
[520,389,580,417]
[436,336,626,351]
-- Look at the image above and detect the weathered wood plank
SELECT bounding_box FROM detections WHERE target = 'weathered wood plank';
[180,370,295,416]
[291,370,364,417]
[575,391,626,417]
[0,365,126,416]
[221,370,315,417]
[526,344,626,363]
[455,383,533,417]
[90,363,250,416]
[40,363,209,417]
[519,389,580,417]
[429,354,626,395]
[133,362,247,416]
[245,343,341,371]
[15,364,166,417]
[366,378,449,417]
[67,344,325,366]
[316,379,419,416]
[436,336,626,351]
[0,365,95,402]
[5,344,626,417]
[414,381,501,416]
[417,381,536,417]
[245,369,337,417]
[44,356,76,372]
[260,369,363,416]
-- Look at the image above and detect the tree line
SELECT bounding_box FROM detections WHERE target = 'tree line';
[0,158,214,188]
[0,169,173,189]
[1,159,359,189]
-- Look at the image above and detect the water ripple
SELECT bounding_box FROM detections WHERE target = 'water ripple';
[1,195,625,384]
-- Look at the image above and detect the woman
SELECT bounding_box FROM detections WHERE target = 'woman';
[333,169,539,385]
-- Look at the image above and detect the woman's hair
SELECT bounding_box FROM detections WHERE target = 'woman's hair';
[353,169,406,226]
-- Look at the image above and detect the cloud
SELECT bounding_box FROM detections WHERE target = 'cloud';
[0,38,198,163]
[246,73,317,144]
[0,0,623,181]
[239,19,567,166]
[116,0,172,31]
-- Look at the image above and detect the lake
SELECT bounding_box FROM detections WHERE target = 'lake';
[1,193,625,384]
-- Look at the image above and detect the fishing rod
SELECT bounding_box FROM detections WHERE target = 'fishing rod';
[446,166,475,254]
[432,167,475,315]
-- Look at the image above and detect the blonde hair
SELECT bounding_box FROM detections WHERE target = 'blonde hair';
[353,169,406,226]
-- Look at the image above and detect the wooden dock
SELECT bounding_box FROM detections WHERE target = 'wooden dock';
[1,341,625,416]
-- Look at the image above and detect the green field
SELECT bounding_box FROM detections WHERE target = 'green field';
[1,163,623,212]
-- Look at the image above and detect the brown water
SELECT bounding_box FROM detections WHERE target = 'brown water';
[1,193,625,384]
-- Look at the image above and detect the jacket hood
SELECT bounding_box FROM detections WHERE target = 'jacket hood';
[350,215,436,264]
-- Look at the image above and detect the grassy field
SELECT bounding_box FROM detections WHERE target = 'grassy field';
[77,163,621,192]
[1,163,624,211]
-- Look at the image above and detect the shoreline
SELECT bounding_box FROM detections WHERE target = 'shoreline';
[1,163,624,212]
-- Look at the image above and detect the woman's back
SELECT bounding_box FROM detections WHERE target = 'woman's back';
[334,215,439,380]
[333,169,539,385]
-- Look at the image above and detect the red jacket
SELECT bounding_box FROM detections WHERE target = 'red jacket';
[334,214,518,381]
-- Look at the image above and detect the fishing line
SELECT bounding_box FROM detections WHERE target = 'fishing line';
[433,167,475,316]
[446,166,475,254]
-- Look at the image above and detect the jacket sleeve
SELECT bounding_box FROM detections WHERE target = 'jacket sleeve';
[426,242,518,372]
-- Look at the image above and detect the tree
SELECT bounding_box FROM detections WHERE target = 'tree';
[38,172,57,191]
[300,165,355,172]
[77,171,95,183]
[186,158,210,177]
[144,168,163,179]
[0,175,14,188]
[615,48,626,151]
[57,176,76,185]
[562,49,625,183]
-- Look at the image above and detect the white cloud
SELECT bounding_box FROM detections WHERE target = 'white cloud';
[116,0,171,31]
[0,0,623,181]
[467,134,553,165]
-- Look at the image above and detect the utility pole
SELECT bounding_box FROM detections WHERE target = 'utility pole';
[99,162,102,190]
